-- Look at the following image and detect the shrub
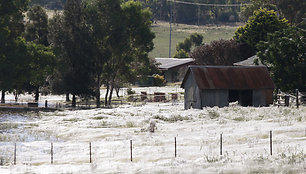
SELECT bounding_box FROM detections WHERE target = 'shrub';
[152,74,166,86]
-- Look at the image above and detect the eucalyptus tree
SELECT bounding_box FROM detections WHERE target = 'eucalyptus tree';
[24,5,49,46]
[85,0,155,107]
[49,0,94,107]
[24,5,55,101]
[0,0,29,103]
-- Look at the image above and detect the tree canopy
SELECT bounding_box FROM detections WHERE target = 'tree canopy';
[257,27,306,92]
[191,39,253,65]
[234,8,289,51]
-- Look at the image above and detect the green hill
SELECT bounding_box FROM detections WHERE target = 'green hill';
[150,21,240,58]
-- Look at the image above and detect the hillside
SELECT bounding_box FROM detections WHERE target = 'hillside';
[150,21,240,58]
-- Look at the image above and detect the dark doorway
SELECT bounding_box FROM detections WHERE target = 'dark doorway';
[229,90,253,106]
[240,90,253,106]
[229,90,239,102]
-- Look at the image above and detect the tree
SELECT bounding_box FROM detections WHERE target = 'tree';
[276,0,306,25]
[240,0,306,25]
[191,39,254,65]
[174,33,203,58]
[174,49,189,58]
[176,38,192,53]
[24,5,53,101]
[0,0,29,103]
[24,5,49,46]
[0,38,32,103]
[85,0,125,107]
[190,33,203,46]
[102,0,155,106]
[240,0,277,21]
[25,42,56,101]
[54,0,94,107]
[234,8,289,51]
[257,27,306,92]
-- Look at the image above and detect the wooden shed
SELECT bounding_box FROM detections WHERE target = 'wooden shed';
[155,58,194,83]
[181,66,275,109]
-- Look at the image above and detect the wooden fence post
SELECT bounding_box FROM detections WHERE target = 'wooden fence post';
[14,143,16,165]
[89,142,92,163]
[270,131,272,155]
[296,89,299,108]
[130,140,133,162]
[220,134,223,155]
[174,137,177,158]
[51,143,53,164]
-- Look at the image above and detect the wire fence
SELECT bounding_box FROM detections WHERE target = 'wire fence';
[1,130,305,166]
[0,92,185,111]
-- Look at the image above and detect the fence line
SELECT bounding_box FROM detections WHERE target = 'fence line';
[4,130,304,166]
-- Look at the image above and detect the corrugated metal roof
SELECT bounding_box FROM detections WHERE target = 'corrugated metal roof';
[155,58,194,70]
[233,55,263,66]
[181,66,275,90]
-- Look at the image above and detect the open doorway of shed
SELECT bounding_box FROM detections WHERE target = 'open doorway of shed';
[229,90,253,106]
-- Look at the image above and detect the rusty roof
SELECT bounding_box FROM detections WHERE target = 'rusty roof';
[181,66,275,90]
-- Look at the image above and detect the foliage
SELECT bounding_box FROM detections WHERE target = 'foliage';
[234,8,289,51]
[24,5,49,46]
[48,0,95,107]
[256,27,306,92]
[25,42,56,98]
[30,0,66,10]
[176,38,192,53]
[276,0,306,25]
[0,38,31,92]
[150,22,237,58]
[48,0,155,107]
[152,74,166,86]
[127,87,136,95]
[240,0,306,25]
[240,0,277,21]
[174,32,203,58]
[0,0,30,102]
[174,49,189,58]
[191,39,254,65]
[190,33,203,46]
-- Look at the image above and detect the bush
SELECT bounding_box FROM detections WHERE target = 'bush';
[152,74,166,86]
[191,39,254,65]
[127,87,135,95]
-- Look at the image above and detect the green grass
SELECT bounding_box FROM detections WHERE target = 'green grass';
[150,21,240,58]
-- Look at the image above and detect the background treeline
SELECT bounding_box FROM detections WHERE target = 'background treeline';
[31,0,251,24]
[0,0,157,107]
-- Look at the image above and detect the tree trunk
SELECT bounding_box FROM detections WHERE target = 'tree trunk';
[108,85,114,106]
[72,94,76,107]
[66,93,70,101]
[14,92,18,102]
[1,91,5,103]
[35,88,39,102]
[104,83,109,106]
[115,87,120,98]
[96,88,101,108]
[96,75,101,108]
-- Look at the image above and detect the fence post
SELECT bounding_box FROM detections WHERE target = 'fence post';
[45,100,48,108]
[296,89,299,108]
[277,89,280,107]
[89,142,92,163]
[51,142,53,164]
[130,140,133,162]
[220,134,223,155]
[270,131,273,155]
[14,143,16,165]
[174,137,177,158]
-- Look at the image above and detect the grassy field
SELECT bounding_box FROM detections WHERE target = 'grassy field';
[150,21,241,58]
